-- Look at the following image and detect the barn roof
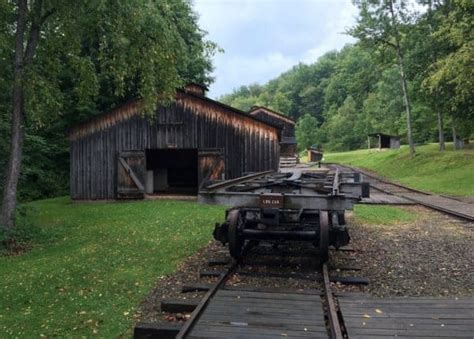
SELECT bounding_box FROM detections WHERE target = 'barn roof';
[68,88,281,141]
[249,106,296,125]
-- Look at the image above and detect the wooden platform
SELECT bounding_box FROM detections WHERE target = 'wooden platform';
[187,288,328,338]
[361,192,415,205]
[401,192,474,221]
[339,294,474,338]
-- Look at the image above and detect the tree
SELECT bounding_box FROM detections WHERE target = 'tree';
[0,0,216,235]
[323,96,365,150]
[422,0,474,148]
[349,0,416,156]
[295,114,321,152]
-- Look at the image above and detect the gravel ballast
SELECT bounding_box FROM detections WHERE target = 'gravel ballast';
[137,205,473,324]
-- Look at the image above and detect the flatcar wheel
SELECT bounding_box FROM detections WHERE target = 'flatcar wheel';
[319,210,329,264]
[227,209,244,259]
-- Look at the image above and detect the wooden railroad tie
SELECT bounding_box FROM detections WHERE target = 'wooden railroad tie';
[134,322,181,339]
[181,283,213,293]
[331,276,369,285]
[160,299,199,313]
[200,269,368,283]
[207,258,230,266]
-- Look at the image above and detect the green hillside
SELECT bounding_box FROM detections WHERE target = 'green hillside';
[324,143,474,196]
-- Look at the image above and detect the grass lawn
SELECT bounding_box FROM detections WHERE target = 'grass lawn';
[324,143,474,196]
[0,197,225,337]
[353,205,418,225]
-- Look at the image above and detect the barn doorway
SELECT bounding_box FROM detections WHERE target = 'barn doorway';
[145,149,198,195]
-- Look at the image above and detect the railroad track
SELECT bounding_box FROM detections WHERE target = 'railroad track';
[176,264,343,338]
[331,164,474,222]
[134,240,365,339]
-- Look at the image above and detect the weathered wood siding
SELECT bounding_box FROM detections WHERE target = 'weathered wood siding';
[249,107,295,138]
[70,93,280,200]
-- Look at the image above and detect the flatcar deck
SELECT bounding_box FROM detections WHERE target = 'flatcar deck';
[187,289,328,338]
[339,294,474,338]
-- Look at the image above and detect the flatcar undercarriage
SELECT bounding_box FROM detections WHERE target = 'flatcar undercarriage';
[199,168,369,263]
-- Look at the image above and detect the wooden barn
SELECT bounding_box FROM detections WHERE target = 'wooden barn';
[69,84,280,200]
[249,106,297,167]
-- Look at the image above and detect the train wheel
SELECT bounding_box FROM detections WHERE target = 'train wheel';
[319,210,329,263]
[227,209,244,259]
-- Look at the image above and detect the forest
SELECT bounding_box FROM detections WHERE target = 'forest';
[0,0,217,206]
[220,0,473,153]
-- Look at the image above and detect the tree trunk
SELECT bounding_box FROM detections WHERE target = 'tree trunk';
[427,1,445,152]
[452,125,458,150]
[437,110,445,151]
[395,49,416,157]
[388,0,415,157]
[1,0,27,234]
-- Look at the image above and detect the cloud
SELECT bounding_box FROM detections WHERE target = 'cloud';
[194,0,359,98]
[212,52,298,97]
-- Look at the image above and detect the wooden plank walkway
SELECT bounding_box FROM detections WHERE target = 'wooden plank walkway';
[187,289,328,338]
[339,294,474,338]
[361,192,415,205]
[401,192,474,221]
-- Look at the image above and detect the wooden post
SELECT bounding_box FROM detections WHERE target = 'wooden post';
[452,126,458,150]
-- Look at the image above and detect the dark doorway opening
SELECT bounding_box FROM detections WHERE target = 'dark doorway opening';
[380,136,390,148]
[145,149,198,195]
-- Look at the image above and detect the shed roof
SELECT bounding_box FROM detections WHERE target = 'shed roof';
[249,106,296,125]
[368,133,400,139]
[68,88,281,141]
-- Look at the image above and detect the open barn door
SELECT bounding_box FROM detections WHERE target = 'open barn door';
[198,149,225,189]
[117,151,145,199]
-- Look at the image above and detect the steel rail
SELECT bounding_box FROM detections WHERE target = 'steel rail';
[330,163,428,195]
[329,163,471,219]
[322,263,343,339]
[176,262,238,338]
[333,164,474,222]
[176,242,253,338]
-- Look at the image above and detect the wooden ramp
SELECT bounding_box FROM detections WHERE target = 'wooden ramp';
[187,289,328,338]
[339,294,474,338]
[401,193,474,221]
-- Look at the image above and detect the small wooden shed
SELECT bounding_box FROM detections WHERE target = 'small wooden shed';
[249,106,297,167]
[367,133,400,150]
[69,84,281,200]
[307,147,323,163]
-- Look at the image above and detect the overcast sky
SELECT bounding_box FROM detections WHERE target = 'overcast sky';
[193,0,359,98]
